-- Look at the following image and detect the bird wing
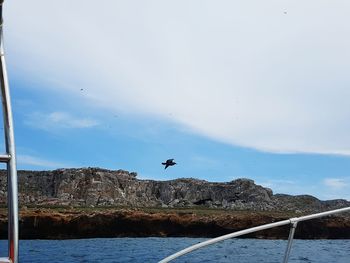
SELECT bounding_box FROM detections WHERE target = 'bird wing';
[164,164,170,169]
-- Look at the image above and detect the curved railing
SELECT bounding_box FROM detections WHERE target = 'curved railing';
[159,206,350,263]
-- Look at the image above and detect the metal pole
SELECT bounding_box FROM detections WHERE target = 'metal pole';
[0,1,19,262]
[282,221,298,263]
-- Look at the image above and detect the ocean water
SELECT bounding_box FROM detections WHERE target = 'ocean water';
[0,238,349,262]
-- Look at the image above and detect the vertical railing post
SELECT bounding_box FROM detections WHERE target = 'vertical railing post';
[0,1,19,262]
[282,220,298,263]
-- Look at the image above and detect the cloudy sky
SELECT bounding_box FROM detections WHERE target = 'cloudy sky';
[2,0,350,200]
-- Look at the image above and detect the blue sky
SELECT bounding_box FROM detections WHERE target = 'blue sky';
[2,1,350,200]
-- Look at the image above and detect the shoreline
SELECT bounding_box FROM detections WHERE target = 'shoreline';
[0,207,348,240]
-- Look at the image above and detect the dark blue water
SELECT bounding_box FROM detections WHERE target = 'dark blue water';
[0,238,349,262]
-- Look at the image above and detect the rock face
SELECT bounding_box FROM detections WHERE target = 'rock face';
[0,209,347,240]
[0,168,349,213]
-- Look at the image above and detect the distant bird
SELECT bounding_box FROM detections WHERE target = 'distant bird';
[162,159,176,169]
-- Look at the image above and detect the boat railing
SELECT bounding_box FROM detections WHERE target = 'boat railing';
[0,1,19,263]
[159,206,350,263]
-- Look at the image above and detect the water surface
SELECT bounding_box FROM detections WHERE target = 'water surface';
[0,238,348,262]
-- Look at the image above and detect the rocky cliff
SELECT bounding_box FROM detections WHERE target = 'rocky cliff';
[0,208,347,239]
[0,167,349,213]
[0,168,349,239]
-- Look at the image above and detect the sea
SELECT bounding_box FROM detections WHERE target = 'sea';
[0,238,349,263]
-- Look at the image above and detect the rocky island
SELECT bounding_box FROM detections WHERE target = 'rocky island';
[0,168,349,239]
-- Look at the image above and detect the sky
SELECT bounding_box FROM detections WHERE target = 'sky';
[1,0,350,200]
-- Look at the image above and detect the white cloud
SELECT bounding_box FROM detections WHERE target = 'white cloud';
[17,154,66,168]
[322,178,350,200]
[255,178,350,200]
[6,1,350,155]
[24,111,98,131]
[323,178,348,189]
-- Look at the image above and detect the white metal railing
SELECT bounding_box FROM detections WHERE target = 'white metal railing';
[0,1,19,263]
[159,206,350,263]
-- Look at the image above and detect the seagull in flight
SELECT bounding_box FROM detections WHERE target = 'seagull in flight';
[162,159,177,169]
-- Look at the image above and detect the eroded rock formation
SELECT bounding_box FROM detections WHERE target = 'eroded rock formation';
[0,168,349,213]
[0,168,349,239]
[0,208,348,239]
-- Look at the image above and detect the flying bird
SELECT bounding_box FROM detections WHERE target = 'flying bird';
[162,159,177,169]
